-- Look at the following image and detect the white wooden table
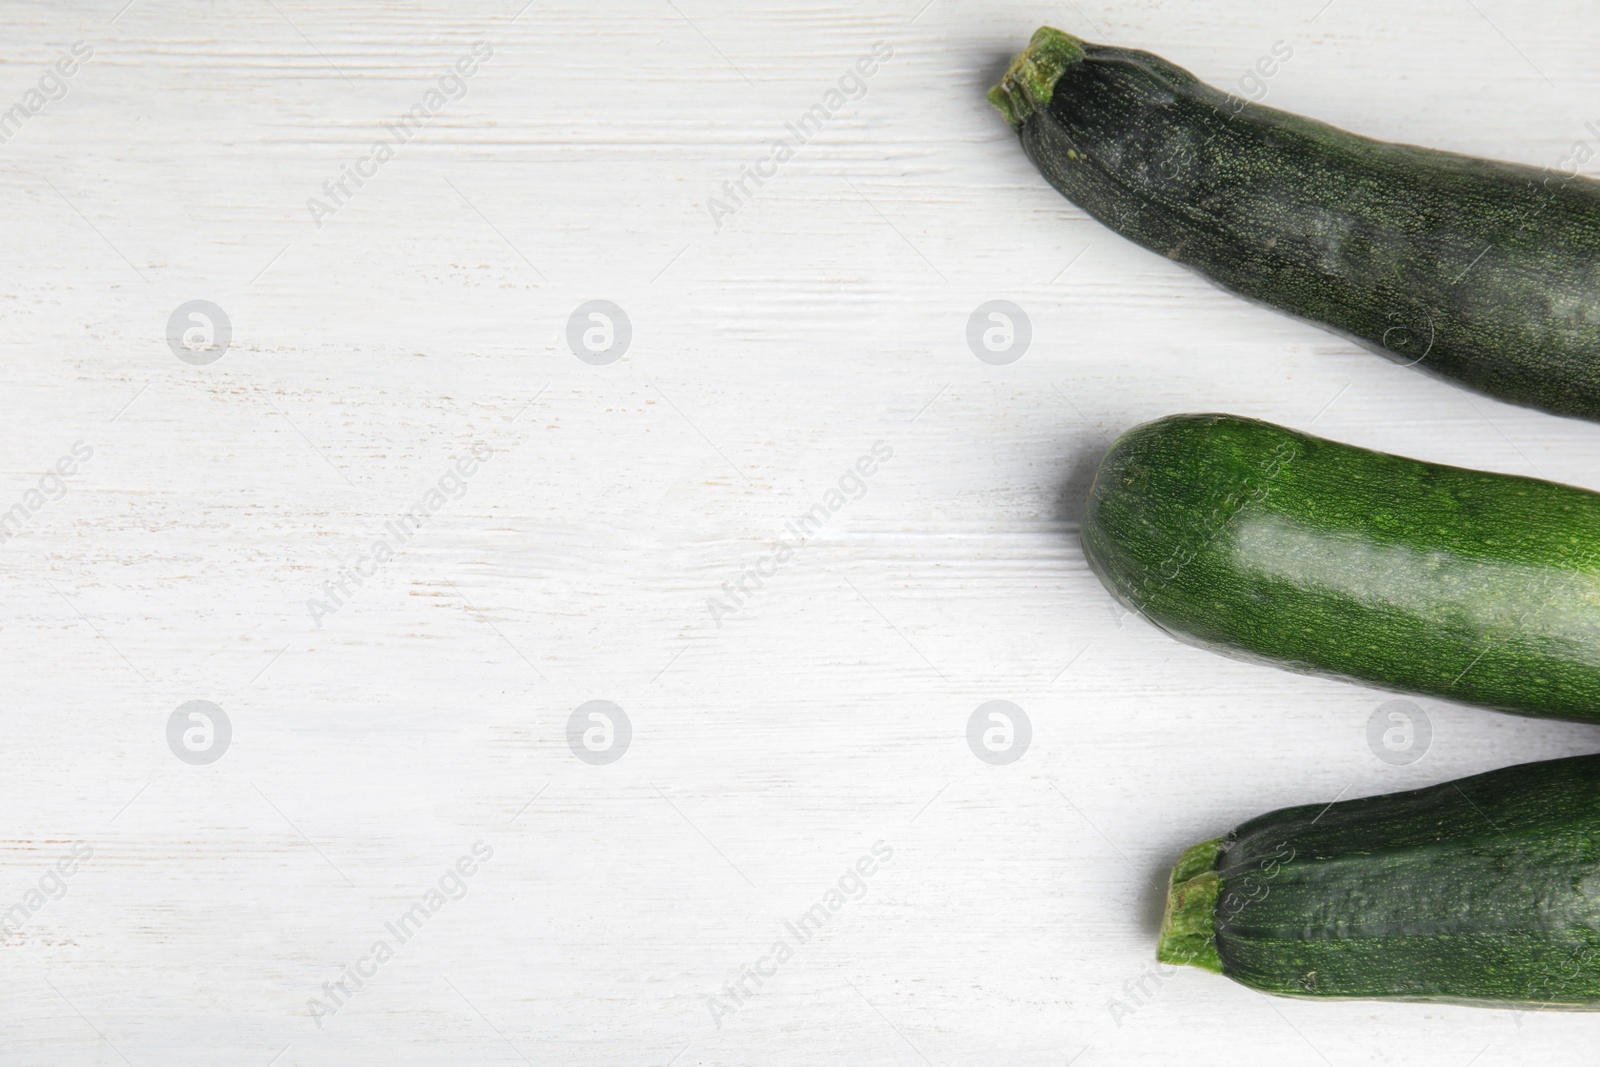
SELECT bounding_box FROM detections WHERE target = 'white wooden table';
[3,1,1599,1063]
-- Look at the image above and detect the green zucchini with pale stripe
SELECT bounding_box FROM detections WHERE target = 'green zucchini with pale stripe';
[1083,413,1600,722]
[1161,753,1600,1006]
[990,28,1600,421]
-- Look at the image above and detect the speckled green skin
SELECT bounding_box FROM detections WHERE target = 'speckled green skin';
[1083,413,1600,722]
[991,28,1600,421]
[1160,755,1600,1005]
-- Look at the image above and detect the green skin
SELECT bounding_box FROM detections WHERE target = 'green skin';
[989,28,1600,421]
[1083,413,1600,722]
[1159,754,1600,1005]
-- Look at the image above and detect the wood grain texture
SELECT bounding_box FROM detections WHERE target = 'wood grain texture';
[2,0,1600,1063]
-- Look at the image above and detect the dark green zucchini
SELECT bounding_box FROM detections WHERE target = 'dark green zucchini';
[990,28,1600,421]
[1083,413,1600,722]
[1161,753,1600,1006]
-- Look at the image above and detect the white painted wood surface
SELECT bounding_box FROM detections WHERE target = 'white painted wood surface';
[3,0,1600,1062]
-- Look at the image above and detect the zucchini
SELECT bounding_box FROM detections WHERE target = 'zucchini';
[1083,413,1600,722]
[1160,753,1600,1005]
[990,28,1600,421]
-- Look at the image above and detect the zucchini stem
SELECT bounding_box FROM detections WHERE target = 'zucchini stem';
[987,27,1086,129]
[1157,836,1225,973]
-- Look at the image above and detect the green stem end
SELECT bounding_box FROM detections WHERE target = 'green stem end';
[1157,836,1226,974]
[987,26,1087,129]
